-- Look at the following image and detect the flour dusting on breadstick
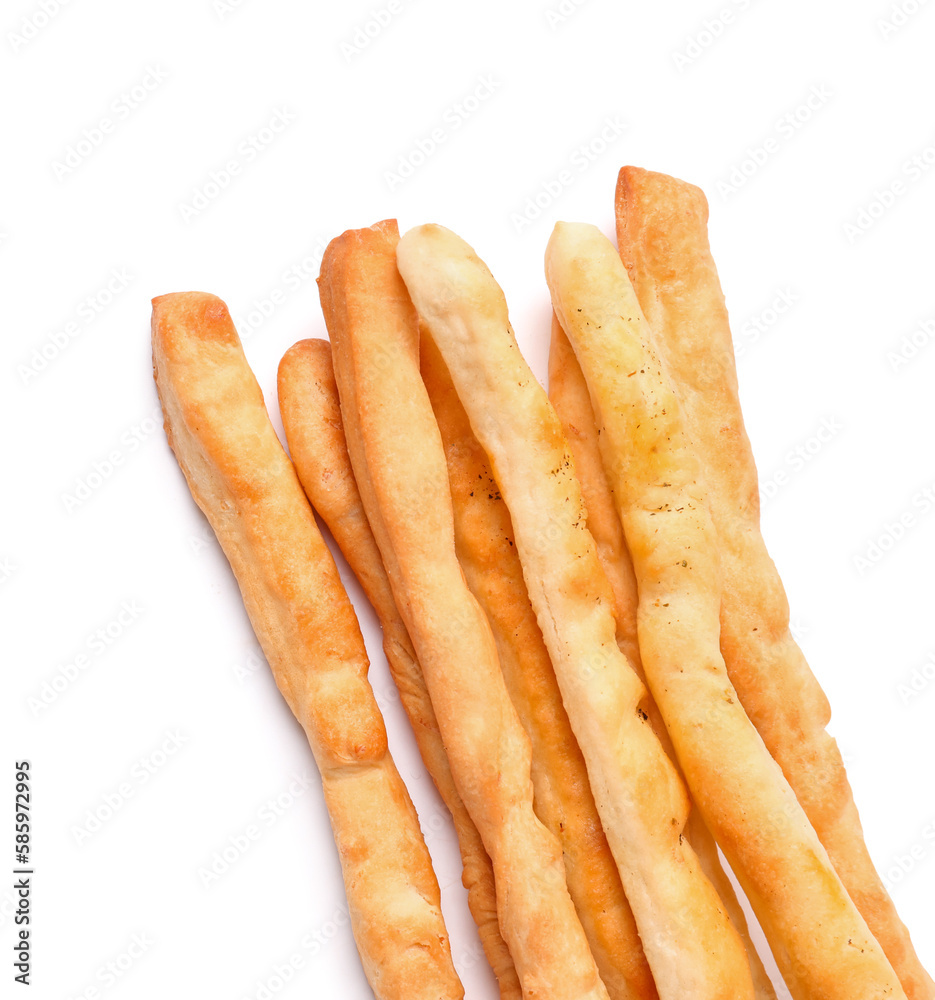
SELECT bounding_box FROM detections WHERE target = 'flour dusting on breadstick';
[546,221,908,1000]
[548,317,778,1000]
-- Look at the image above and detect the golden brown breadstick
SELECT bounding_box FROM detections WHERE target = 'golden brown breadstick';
[276,338,520,1000]
[547,315,642,669]
[151,292,462,1000]
[396,222,755,1000]
[319,220,610,1000]
[545,221,907,1000]
[420,331,658,1000]
[548,318,777,1000]
[615,165,934,1000]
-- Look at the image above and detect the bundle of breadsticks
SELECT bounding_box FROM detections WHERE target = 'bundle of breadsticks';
[153,167,932,1000]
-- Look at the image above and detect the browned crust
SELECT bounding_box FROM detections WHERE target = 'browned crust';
[546,221,907,1000]
[421,331,658,1000]
[397,222,756,1000]
[548,317,777,1000]
[276,337,520,1000]
[151,292,462,1000]
[319,221,610,1000]
[615,165,933,1000]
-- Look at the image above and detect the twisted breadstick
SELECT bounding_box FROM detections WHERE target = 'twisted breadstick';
[548,318,777,1000]
[277,338,520,1000]
[420,331,658,1000]
[396,222,754,1000]
[319,220,610,1000]
[152,292,462,1000]
[614,165,934,1000]
[546,221,907,1000]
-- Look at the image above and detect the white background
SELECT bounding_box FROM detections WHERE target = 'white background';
[2,1,934,997]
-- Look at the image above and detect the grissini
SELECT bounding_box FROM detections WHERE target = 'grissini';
[615,165,934,1000]
[276,337,521,1000]
[396,222,755,1000]
[547,317,777,1000]
[545,221,908,1000]
[319,220,610,1000]
[151,292,463,1000]
[420,331,658,1000]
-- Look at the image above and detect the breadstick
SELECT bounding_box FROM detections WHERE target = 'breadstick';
[545,222,908,1000]
[151,292,462,1000]
[420,331,658,1000]
[318,220,610,1000]
[276,338,521,1000]
[548,318,777,1000]
[396,222,755,1000]
[615,165,934,1000]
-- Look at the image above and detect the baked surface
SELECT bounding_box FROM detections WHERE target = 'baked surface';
[548,318,776,1000]
[320,221,610,1000]
[546,221,907,1000]
[615,165,934,1000]
[277,337,520,999]
[397,222,754,1000]
[152,291,462,1000]
[421,331,658,1000]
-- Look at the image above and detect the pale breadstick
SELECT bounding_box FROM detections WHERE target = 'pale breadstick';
[318,220,610,1000]
[545,222,908,1000]
[276,338,521,1000]
[420,332,658,1000]
[396,223,755,1000]
[615,165,934,1000]
[151,293,462,1000]
[548,318,777,1000]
